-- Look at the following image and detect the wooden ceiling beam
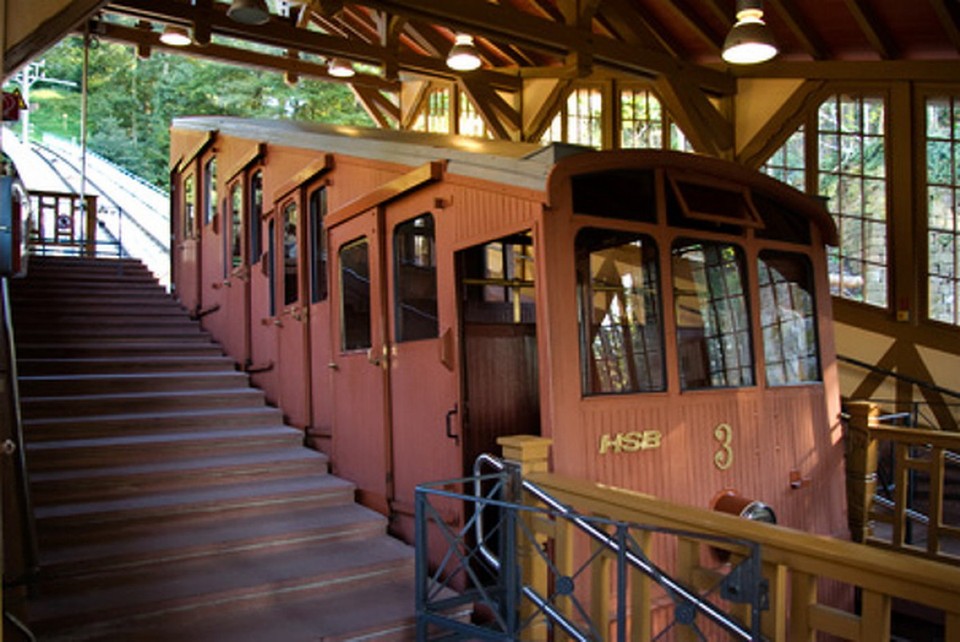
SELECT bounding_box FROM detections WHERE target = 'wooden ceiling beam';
[351,84,400,127]
[655,73,733,155]
[927,0,960,54]
[459,78,516,140]
[841,0,899,60]
[765,0,828,60]
[662,0,725,52]
[595,0,679,55]
[4,0,108,76]
[522,78,572,142]
[731,59,960,82]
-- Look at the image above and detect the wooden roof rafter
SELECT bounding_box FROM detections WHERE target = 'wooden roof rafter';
[927,0,960,54]
[661,0,726,53]
[841,0,899,60]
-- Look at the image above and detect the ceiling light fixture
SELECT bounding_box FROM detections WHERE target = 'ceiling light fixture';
[328,58,356,78]
[722,0,778,65]
[227,0,271,26]
[159,24,192,47]
[446,33,482,72]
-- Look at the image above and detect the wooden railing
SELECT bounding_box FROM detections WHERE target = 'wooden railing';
[846,400,960,564]
[499,436,960,642]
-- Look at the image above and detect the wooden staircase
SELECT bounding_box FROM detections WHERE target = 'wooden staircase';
[8,256,425,641]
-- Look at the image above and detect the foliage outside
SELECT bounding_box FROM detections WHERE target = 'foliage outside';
[4,36,373,188]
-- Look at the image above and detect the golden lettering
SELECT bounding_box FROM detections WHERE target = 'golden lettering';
[598,430,663,455]
[713,423,734,470]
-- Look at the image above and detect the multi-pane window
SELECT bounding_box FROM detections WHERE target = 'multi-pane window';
[309,187,328,304]
[248,170,263,266]
[818,94,888,307]
[340,239,372,351]
[183,174,195,238]
[567,87,603,149]
[282,201,299,306]
[230,182,243,269]
[462,234,535,325]
[926,95,960,325]
[762,127,806,192]
[576,228,665,395]
[413,86,452,134]
[673,240,754,389]
[203,157,217,226]
[458,93,489,139]
[620,89,664,149]
[758,251,820,386]
[394,214,438,342]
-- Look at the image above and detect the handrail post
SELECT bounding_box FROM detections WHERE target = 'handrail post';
[83,194,97,256]
[845,401,880,543]
[499,435,553,640]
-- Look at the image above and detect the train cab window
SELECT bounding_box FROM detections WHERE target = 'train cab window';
[672,240,754,390]
[267,219,276,317]
[309,187,328,304]
[203,157,217,226]
[758,251,821,385]
[394,214,438,341]
[576,228,665,395]
[340,239,372,351]
[571,170,658,223]
[282,201,299,307]
[461,233,535,324]
[183,174,196,238]
[249,170,263,266]
[230,182,243,269]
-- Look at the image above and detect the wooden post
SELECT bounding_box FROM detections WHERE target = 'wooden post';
[499,435,553,640]
[845,401,880,543]
[83,194,97,256]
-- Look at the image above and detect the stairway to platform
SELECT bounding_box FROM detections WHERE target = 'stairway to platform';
[8,255,431,642]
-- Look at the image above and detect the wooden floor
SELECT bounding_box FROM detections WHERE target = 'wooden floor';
[7,255,429,641]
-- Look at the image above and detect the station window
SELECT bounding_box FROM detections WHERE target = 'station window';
[309,187,328,304]
[248,170,263,266]
[567,87,603,149]
[183,174,195,238]
[818,94,888,307]
[758,251,821,386]
[282,201,299,306]
[926,95,960,325]
[459,93,489,139]
[340,239,372,351]
[412,86,452,134]
[672,240,754,390]
[394,214,438,342]
[203,157,217,226]
[762,127,806,192]
[230,182,243,269]
[576,228,665,395]
[619,88,693,152]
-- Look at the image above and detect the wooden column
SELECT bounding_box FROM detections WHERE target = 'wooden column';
[845,401,880,543]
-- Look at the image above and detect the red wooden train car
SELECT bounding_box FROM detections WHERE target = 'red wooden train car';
[170,116,845,543]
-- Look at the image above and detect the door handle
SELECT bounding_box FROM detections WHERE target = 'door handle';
[445,404,459,445]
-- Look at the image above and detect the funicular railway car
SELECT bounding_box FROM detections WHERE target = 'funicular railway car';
[169,116,846,545]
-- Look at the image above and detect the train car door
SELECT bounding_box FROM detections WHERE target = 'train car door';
[174,170,200,311]
[220,178,250,362]
[329,208,388,513]
[305,183,334,448]
[386,204,460,536]
[274,194,311,428]
[198,155,220,318]
[456,232,541,470]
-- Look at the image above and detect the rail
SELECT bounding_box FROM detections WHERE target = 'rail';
[846,401,960,565]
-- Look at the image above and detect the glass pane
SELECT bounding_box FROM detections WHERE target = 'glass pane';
[183,174,195,237]
[395,214,438,342]
[231,183,243,269]
[672,240,753,390]
[340,239,371,351]
[204,157,217,226]
[925,95,960,324]
[249,170,263,265]
[576,228,664,394]
[927,98,952,138]
[283,201,299,306]
[309,187,328,304]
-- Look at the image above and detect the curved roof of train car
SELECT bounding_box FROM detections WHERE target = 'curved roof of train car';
[173,116,837,246]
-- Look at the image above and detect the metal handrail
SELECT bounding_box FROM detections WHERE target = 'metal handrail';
[838,354,960,402]
[473,454,758,641]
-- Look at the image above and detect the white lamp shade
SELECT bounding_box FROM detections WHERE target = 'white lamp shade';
[446,34,482,71]
[159,25,192,47]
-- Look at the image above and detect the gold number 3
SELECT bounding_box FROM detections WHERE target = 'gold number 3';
[714,423,733,470]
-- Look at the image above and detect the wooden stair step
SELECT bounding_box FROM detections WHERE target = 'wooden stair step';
[14,328,214,343]
[20,388,267,418]
[19,371,250,396]
[16,341,224,358]
[34,473,356,538]
[40,503,387,578]
[30,449,328,503]
[27,537,415,636]
[17,355,237,375]
[14,316,199,330]
[26,426,305,471]
[11,283,166,297]
[23,406,285,441]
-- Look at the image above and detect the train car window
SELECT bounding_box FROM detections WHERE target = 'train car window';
[394,214,438,342]
[221,197,230,279]
[461,233,535,324]
[309,187,328,304]
[664,177,742,235]
[267,219,276,317]
[282,201,299,307]
[230,182,243,269]
[248,170,263,266]
[576,228,665,395]
[758,251,821,386]
[571,170,657,223]
[340,239,372,351]
[672,240,754,389]
[668,172,763,231]
[203,157,217,226]
[752,192,812,244]
[183,174,195,238]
